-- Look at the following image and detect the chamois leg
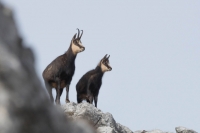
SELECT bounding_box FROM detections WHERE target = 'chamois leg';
[94,96,98,107]
[86,98,93,104]
[86,95,93,104]
[77,94,82,103]
[55,89,61,105]
[86,99,90,103]
[55,88,63,104]
[45,81,54,103]
[86,79,93,104]
[65,84,70,103]
[60,88,64,96]
[55,78,61,105]
[90,96,94,104]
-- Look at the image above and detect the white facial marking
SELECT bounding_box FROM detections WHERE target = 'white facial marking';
[78,41,84,47]
[107,63,111,69]
[101,62,110,72]
[71,40,84,54]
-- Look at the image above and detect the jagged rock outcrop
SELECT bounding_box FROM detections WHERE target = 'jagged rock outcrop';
[175,127,197,133]
[0,2,94,133]
[62,103,198,133]
[62,102,133,133]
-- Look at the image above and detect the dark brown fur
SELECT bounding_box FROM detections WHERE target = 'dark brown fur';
[43,30,85,105]
[76,55,112,107]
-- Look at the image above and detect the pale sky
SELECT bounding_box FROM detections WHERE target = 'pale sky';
[2,0,200,132]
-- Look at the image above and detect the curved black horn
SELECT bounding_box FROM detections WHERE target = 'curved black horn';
[107,55,110,59]
[80,30,83,39]
[77,28,80,38]
[103,54,107,59]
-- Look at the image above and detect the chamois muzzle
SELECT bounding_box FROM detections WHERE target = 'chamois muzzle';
[108,66,112,71]
[107,62,112,71]
[81,46,85,52]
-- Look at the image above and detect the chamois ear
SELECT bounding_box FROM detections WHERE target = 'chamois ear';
[72,33,77,40]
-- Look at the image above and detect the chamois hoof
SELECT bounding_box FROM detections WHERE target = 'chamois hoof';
[65,99,70,103]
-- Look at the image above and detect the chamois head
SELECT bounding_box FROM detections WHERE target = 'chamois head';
[71,28,85,54]
[99,54,112,72]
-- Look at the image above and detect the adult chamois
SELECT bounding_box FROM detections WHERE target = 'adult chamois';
[76,54,112,107]
[43,29,85,105]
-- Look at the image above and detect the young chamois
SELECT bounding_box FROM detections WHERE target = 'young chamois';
[76,54,112,107]
[42,29,85,105]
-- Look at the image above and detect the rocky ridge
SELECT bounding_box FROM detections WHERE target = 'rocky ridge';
[62,102,198,133]
[62,102,133,133]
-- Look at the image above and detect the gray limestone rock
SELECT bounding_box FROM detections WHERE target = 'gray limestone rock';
[0,2,93,133]
[97,126,116,133]
[175,127,197,133]
[133,129,173,133]
[62,102,133,133]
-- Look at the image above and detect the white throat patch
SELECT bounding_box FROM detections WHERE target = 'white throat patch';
[71,41,84,54]
[101,62,110,72]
